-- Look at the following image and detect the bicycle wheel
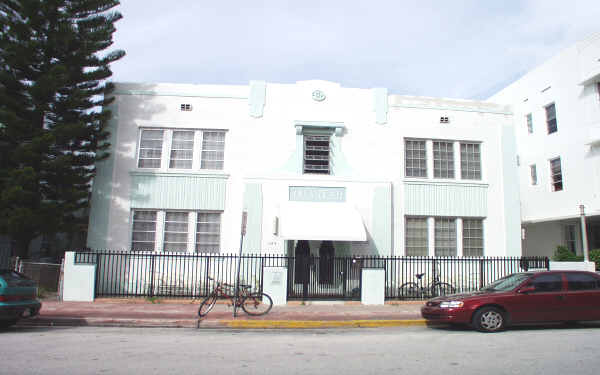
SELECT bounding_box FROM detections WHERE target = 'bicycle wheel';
[398,282,420,299]
[430,282,455,297]
[241,292,273,316]
[198,293,217,317]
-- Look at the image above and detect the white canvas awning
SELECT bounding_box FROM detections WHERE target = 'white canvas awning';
[278,202,367,241]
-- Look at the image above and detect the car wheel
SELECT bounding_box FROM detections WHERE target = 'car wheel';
[472,307,505,333]
[0,319,19,329]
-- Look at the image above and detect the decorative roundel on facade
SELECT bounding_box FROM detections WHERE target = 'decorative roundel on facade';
[312,90,326,102]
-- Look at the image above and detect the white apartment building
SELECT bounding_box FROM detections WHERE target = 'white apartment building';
[490,32,600,257]
[87,80,521,259]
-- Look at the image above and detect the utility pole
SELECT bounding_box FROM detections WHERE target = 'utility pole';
[580,205,589,262]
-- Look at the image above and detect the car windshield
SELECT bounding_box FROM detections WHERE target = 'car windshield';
[481,273,532,292]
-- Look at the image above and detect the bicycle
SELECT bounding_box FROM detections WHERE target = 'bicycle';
[398,272,455,299]
[198,276,273,317]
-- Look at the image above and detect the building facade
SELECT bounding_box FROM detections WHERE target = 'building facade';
[87,80,521,259]
[490,32,600,257]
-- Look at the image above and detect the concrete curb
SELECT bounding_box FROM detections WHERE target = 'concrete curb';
[19,316,428,329]
[214,319,428,329]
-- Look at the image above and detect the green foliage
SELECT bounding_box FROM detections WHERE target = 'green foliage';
[146,296,161,304]
[552,246,583,261]
[0,0,125,257]
[590,249,600,271]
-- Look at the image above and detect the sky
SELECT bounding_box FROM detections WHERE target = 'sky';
[108,0,600,100]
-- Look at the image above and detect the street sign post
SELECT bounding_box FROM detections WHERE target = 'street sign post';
[233,211,247,317]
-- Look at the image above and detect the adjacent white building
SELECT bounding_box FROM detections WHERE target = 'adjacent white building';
[490,32,600,257]
[87,80,521,259]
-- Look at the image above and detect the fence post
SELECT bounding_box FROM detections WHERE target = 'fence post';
[479,258,485,289]
[149,254,156,298]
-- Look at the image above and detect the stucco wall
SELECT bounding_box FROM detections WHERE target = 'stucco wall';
[88,80,519,257]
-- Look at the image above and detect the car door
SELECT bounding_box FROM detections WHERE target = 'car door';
[509,273,566,323]
[563,272,600,321]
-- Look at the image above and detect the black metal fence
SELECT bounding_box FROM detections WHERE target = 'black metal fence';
[75,251,549,300]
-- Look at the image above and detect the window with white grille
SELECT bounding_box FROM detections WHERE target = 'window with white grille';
[530,164,537,185]
[405,139,427,178]
[550,157,563,191]
[163,212,189,252]
[304,134,331,174]
[131,211,157,251]
[435,218,456,257]
[138,130,164,168]
[460,143,481,180]
[433,141,454,178]
[463,219,483,257]
[137,129,226,171]
[196,212,221,253]
[405,217,428,256]
[130,210,222,253]
[526,113,533,134]
[201,131,226,170]
[546,103,557,134]
[169,131,194,169]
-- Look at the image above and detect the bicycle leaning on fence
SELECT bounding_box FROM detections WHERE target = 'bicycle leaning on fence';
[198,276,273,317]
[398,272,456,299]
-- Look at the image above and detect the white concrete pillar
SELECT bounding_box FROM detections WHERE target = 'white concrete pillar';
[426,140,434,179]
[456,218,463,257]
[428,217,435,257]
[453,141,461,180]
[62,252,96,302]
[263,267,287,305]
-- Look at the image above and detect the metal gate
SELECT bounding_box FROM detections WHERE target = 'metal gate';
[287,256,376,300]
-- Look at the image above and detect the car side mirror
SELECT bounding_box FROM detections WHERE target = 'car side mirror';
[518,286,535,294]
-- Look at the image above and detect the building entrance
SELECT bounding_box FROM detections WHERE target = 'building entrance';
[287,240,361,300]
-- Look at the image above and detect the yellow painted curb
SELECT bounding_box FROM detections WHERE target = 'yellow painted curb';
[220,319,427,329]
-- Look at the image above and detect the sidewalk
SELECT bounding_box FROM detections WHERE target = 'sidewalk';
[18,297,426,329]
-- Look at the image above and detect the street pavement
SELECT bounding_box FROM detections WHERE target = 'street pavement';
[17,297,426,329]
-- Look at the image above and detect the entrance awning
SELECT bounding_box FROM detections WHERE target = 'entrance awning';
[278,202,367,241]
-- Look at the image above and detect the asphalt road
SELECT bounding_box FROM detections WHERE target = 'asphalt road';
[2,324,600,375]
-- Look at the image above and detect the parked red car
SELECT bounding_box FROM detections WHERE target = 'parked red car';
[421,270,600,332]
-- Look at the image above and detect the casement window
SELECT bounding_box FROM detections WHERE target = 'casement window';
[460,143,481,180]
[526,113,533,134]
[196,213,221,253]
[138,129,226,170]
[169,131,194,169]
[201,131,226,170]
[131,210,222,253]
[405,217,428,256]
[433,141,454,179]
[462,219,484,257]
[565,224,576,253]
[131,211,157,251]
[545,103,557,134]
[303,133,331,174]
[405,139,427,178]
[549,157,563,191]
[530,164,538,185]
[138,130,164,168]
[434,218,456,257]
[163,212,189,252]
